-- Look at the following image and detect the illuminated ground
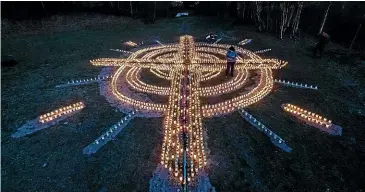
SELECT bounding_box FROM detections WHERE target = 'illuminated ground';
[2,16,365,191]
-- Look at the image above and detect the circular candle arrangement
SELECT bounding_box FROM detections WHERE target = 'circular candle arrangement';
[90,35,287,189]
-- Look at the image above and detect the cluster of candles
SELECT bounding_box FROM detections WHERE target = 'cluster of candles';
[274,79,318,90]
[39,102,85,123]
[126,67,171,95]
[88,35,291,184]
[94,111,136,145]
[282,104,332,128]
[254,49,271,54]
[66,75,112,85]
[124,41,138,47]
[111,66,168,112]
[109,49,133,54]
[199,69,248,96]
[202,68,273,117]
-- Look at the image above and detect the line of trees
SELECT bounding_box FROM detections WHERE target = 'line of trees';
[1,1,364,50]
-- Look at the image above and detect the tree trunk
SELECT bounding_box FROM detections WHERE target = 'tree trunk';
[319,2,332,35]
[242,2,246,20]
[349,14,365,50]
[110,1,114,8]
[284,3,295,33]
[166,2,169,18]
[254,2,263,31]
[40,1,47,15]
[237,2,241,19]
[153,1,157,23]
[130,1,133,16]
[291,2,303,38]
[280,2,289,39]
[266,2,269,32]
[269,3,275,32]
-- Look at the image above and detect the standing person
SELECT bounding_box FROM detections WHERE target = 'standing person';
[226,46,238,77]
[313,32,330,58]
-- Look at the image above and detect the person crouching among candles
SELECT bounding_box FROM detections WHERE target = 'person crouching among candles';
[226,46,238,77]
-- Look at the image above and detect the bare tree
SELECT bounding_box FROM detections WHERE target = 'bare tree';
[237,2,241,19]
[318,2,332,34]
[254,2,264,31]
[280,2,289,39]
[350,14,365,50]
[153,1,157,22]
[283,3,295,33]
[242,2,246,20]
[290,2,304,38]
[130,1,133,16]
[40,1,46,15]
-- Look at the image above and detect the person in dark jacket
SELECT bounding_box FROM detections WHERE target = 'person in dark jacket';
[226,46,238,77]
[313,32,330,58]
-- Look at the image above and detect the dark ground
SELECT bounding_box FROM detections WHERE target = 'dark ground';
[2,16,365,192]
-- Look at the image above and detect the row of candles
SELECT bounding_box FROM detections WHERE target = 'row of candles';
[193,58,287,69]
[141,47,178,60]
[128,43,177,59]
[282,104,332,128]
[195,42,274,62]
[199,69,248,97]
[193,42,261,60]
[90,58,182,66]
[66,75,112,85]
[160,36,206,185]
[124,40,138,47]
[274,79,318,90]
[199,71,220,82]
[149,68,171,80]
[109,49,133,54]
[254,49,272,54]
[195,47,244,61]
[186,36,207,183]
[196,52,220,60]
[240,109,285,144]
[94,111,136,145]
[39,102,85,123]
[202,68,273,117]
[238,39,253,46]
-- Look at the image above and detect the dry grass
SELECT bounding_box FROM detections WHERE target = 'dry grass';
[1,14,143,38]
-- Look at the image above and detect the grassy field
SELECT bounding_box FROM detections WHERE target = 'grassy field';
[2,15,365,192]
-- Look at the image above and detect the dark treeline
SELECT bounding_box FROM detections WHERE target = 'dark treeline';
[2,1,364,50]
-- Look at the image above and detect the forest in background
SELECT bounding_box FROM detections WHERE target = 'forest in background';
[1,1,365,51]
